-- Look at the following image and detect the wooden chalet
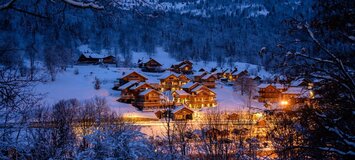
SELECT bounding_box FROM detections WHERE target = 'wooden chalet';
[257,84,287,103]
[188,85,217,108]
[134,89,162,110]
[159,73,190,91]
[178,74,191,86]
[171,106,194,120]
[200,74,217,88]
[290,78,313,89]
[117,80,139,102]
[250,75,262,84]
[193,71,208,82]
[170,60,193,74]
[229,70,249,81]
[172,90,190,105]
[119,71,148,85]
[215,68,228,79]
[139,58,164,72]
[159,73,180,91]
[281,87,310,106]
[182,82,200,93]
[78,53,115,64]
[224,67,238,80]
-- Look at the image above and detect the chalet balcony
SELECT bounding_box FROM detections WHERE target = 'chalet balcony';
[135,101,162,107]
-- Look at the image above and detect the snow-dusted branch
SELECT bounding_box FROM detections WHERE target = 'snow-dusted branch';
[61,0,104,9]
[0,0,16,10]
[293,52,335,65]
[304,23,355,90]
[318,147,355,156]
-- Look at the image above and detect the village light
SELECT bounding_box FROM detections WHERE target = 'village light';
[280,100,289,106]
[255,112,263,119]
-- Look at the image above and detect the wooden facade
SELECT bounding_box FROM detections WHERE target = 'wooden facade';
[139,58,164,72]
[193,71,208,82]
[201,74,217,88]
[172,90,190,105]
[257,84,286,103]
[78,53,115,64]
[171,106,194,120]
[188,85,217,108]
[170,60,193,74]
[119,71,148,85]
[134,89,162,110]
[182,82,200,93]
[159,73,190,91]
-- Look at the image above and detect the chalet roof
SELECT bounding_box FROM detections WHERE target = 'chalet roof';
[118,80,139,90]
[174,90,190,96]
[178,74,190,80]
[121,71,148,80]
[171,105,193,114]
[144,58,162,66]
[139,89,160,96]
[159,72,179,80]
[232,70,247,76]
[193,71,207,77]
[290,78,311,87]
[182,82,199,89]
[201,73,216,80]
[215,67,227,73]
[179,63,189,69]
[82,53,107,59]
[257,83,285,90]
[130,82,151,90]
[257,84,271,89]
[249,75,259,79]
[191,85,206,92]
[274,83,286,89]
[283,87,304,95]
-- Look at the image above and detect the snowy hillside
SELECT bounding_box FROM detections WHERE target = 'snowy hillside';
[36,47,270,120]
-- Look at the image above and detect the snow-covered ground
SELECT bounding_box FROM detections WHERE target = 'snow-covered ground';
[36,47,270,120]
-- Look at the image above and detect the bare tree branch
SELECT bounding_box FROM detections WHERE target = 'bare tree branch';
[0,0,16,10]
[61,0,104,9]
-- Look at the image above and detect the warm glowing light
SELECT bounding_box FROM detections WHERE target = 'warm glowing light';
[255,113,263,119]
[280,100,289,105]
[309,91,314,99]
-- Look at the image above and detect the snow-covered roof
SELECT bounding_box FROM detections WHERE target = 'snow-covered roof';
[182,82,199,89]
[201,73,215,80]
[171,105,193,114]
[130,82,149,90]
[191,85,205,92]
[257,84,271,89]
[174,90,190,96]
[249,75,261,79]
[274,84,286,89]
[232,70,247,76]
[290,78,309,87]
[193,71,207,77]
[121,71,148,79]
[159,72,179,80]
[118,80,139,90]
[179,64,189,69]
[283,87,304,95]
[82,53,107,59]
[139,89,159,96]
[143,58,162,66]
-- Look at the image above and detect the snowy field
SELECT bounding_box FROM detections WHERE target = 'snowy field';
[36,47,270,120]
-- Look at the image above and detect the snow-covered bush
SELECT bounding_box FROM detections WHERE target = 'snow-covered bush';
[94,77,101,90]
[74,68,79,75]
